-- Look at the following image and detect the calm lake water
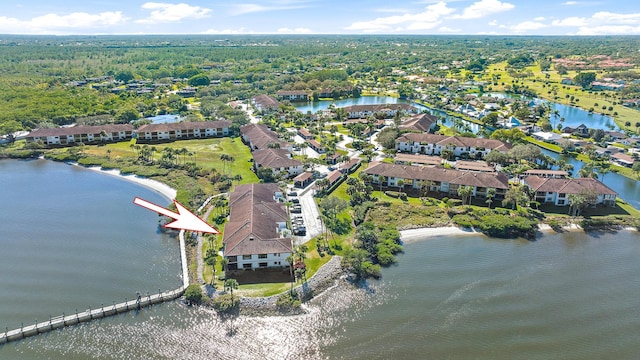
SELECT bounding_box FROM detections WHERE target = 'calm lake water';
[145,114,182,124]
[2,230,639,359]
[0,159,181,330]
[294,96,413,113]
[1,159,639,359]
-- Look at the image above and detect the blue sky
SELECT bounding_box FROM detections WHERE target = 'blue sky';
[1,0,639,35]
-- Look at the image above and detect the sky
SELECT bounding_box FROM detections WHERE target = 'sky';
[0,0,639,36]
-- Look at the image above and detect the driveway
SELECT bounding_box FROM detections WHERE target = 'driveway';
[290,184,322,245]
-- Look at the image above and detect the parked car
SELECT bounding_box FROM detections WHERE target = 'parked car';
[290,206,302,213]
[290,198,300,204]
[287,191,298,197]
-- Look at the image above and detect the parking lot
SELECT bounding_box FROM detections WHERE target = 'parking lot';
[286,185,322,245]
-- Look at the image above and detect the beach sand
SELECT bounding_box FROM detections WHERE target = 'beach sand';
[400,226,481,243]
[77,164,177,200]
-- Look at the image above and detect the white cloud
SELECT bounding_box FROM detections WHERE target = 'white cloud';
[563,1,578,5]
[438,26,461,33]
[0,11,127,34]
[576,25,640,35]
[551,16,588,27]
[230,2,310,15]
[510,21,547,33]
[534,16,545,21]
[202,27,257,34]
[345,1,454,33]
[488,20,498,26]
[591,11,640,25]
[552,11,640,34]
[451,0,514,20]
[276,27,313,33]
[137,2,211,24]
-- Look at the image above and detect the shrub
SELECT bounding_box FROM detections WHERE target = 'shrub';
[384,191,402,198]
[452,214,478,228]
[477,214,537,238]
[447,199,463,207]
[276,292,301,311]
[212,293,239,313]
[184,284,204,305]
[77,157,105,167]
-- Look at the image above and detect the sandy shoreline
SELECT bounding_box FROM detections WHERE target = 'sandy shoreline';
[400,226,482,243]
[72,163,177,201]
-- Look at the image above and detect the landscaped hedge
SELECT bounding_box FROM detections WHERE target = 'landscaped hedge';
[384,191,407,200]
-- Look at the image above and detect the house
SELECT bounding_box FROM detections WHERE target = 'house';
[337,158,361,174]
[394,153,442,167]
[363,162,509,200]
[341,104,417,119]
[453,160,495,173]
[611,152,635,167]
[620,138,640,148]
[522,169,569,179]
[135,121,231,143]
[276,90,310,102]
[26,124,134,146]
[323,170,345,190]
[343,118,385,129]
[605,131,627,142]
[240,124,290,151]
[562,124,589,137]
[252,148,303,178]
[399,113,437,133]
[532,131,562,143]
[561,78,574,85]
[222,183,292,271]
[500,116,521,129]
[176,87,197,97]
[293,172,314,189]
[326,153,341,165]
[251,94,280,113]
[524,176,617,207]
[307,139,325,154]
[395,133,511,159]
[297,128,314,140]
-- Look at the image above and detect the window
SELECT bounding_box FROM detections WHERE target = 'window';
[258,254,268,259]
[274,253,280,257]
[558,200,565,205]
[243,263,252,269]
[227,256,237,262]
[259,262,268,268]
[242,255,252,260]
[559,193,566,198]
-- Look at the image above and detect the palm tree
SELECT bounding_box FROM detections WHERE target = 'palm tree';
[106,149,111,160]
[204,249,217,285]
[224,278,239,299]
[457,185,473,205]
[486,188,496,209]
[219,154,229,173]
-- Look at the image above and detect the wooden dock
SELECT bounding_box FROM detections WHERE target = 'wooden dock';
[1,228,190,345]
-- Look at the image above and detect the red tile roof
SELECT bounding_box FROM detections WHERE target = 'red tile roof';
[364,162,509,189]
[137,120,231,133]
[253,148,302,169]
[223,183,292,257]
[28,124,133,137]
[396,133,512,152]
[524,176,617,195]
